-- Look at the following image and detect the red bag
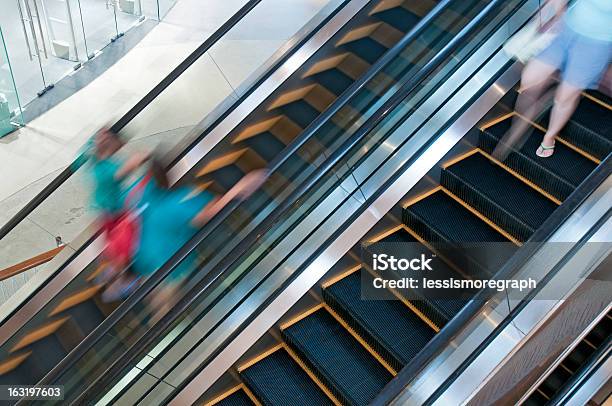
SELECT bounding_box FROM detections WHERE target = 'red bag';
[103,176,149,266]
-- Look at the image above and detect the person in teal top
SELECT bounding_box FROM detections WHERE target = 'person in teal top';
[102,148,268,322]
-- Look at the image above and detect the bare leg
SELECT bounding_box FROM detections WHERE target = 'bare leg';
[536,82,582,157]
[493,59,557,160]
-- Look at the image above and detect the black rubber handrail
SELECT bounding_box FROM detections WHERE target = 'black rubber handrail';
[0,0,263,242]
[56,0,510,402]
[372,154,612,406]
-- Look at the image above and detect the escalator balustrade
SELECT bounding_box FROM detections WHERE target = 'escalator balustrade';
[204,90,610,406]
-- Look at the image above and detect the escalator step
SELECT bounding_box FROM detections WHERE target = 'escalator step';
[323,270,435,371]
[585,314,612,347]
[240,348,333,406]
[539,367,572,398]
[312,69,355,97]
[241,131,286,163]
[214,389,254,406]
[279,101,322,129]
[441,152,558,242]
[523,389,550,405]
[341,38,388,65]
[480,119,597,201]
[403,190,509,243]
[375,228,466,326]
[282,308,392,406]
[373,7,421,33]
[540,97,612,160]
[564,340,595,372]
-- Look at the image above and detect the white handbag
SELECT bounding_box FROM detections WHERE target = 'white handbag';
[504,2,559,63]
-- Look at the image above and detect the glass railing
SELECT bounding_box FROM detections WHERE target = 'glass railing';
[0,0,347,388]
[41,0,531,403]
[0,0,343,305]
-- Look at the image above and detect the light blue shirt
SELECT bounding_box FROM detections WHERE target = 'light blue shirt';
[566,0,612,42]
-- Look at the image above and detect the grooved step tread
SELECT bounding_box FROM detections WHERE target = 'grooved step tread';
[211,389,254,406]
[240,348,333,406]
[373,5,421,32]
[341,38,388,65]
[403,190,509,243]
[282,309,392,406]
[323,270,435,370]
[480,119,597,200]
[442,152,558,241]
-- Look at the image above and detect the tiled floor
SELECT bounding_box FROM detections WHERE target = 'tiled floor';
[0,0,335,296]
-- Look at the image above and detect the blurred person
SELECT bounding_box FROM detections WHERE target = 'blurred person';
[103,147,268,322]
[80,127,148,278]
[495,0,612,159]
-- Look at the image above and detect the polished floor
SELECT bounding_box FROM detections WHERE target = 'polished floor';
[0,0,335,298]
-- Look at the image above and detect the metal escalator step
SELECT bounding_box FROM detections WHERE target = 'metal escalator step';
[282,308,392,406]
[240,131,287,163]
[403,190,509,243]
[540,367,572,399]
[563,340,594,372]
[540,97,612,160]
[373,6,421,32]
[279,101,322,129]
[240,348,333,406]
[585,313,612,348]
[480,118,596,201]
[214,389,255,406]
[312,69,355,97]
[523,389,550,405]
[340,38,388,65]
[441,152,558,242]
[375,228,466,325]
[323,270,435,371]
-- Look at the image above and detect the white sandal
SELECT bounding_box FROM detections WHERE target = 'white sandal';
[536,142,555,158]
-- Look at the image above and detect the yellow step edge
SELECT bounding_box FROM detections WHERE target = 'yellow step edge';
[269,116,302,145]
[513,112,600,164]
[237,344,284,372]
[338,53,371,81]
[401,185,443,209]
[323,304,397,376]
[302,53,350,79]
[0,351,31,375]
[204,385,242,406]
[559,362,574,375]
[242,384,262,406]
[304,85,337,113]
[49,284,103,316]
[477,149,562,205]
[11,316,70,353]
[86,262,108,282]
[267,84,317,111]
[197,149,249,177]
[321,265,361,289]
[233,116,283,144]
[479,111,515,131]
[336,22,382,46]
[369,0,405,15]
[440,187,522,246]
[346,250,441,332]
[583,338,598,350]
[363,266,441,333]
[441,148,479,169]
[282,343,343,406]
[582,91,612,111]
[404,0,438,17]
[537,388,551,400]
[280,304,325,330]
[184,181,214,200]
[395,224,470,281]
[370,23,403,49]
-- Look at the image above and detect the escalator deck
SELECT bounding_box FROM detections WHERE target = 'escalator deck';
[206,91,610,406]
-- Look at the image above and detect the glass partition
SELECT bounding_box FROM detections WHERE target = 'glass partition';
[0,26,24,138]
[0,0,340,281]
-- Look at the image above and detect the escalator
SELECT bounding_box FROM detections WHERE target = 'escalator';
[523,311,611,406]
[0,0,481,392]
[201,89,610,406]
